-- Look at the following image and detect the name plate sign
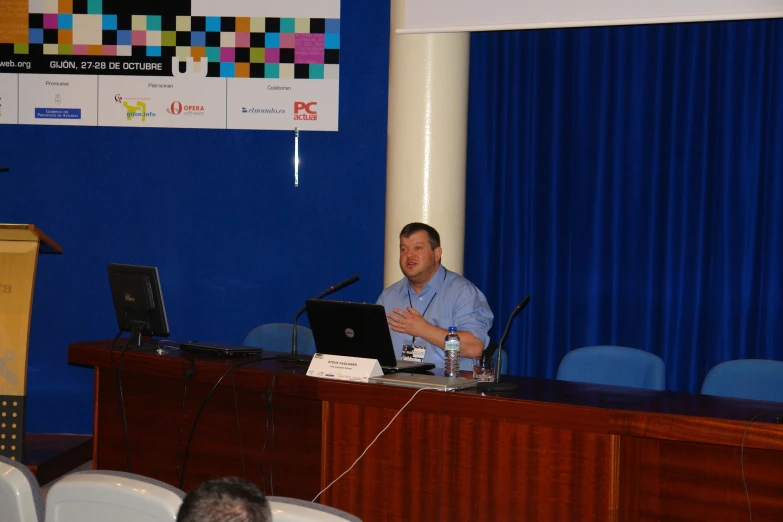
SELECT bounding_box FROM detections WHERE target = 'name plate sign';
[307,353,383,383]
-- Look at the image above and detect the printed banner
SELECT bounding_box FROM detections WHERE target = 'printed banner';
[0,0,340,130]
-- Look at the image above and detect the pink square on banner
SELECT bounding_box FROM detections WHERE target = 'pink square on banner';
[72,45,89,55]
[220,47,235,62]
[235,32,250,47]
[265,48,279,63]
[294,34,325,64]
[132,30,146,45]
[280,33,295,48]
[102,45,117,56]
[43,14,58,29]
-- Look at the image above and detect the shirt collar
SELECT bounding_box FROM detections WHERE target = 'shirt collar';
[402,264,447,296]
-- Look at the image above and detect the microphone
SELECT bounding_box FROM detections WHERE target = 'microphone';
[289,274,360,360]
[0,167,8,172]
[477,294,530,392]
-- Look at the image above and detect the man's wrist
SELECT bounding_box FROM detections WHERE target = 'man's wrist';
[419,324,447,349]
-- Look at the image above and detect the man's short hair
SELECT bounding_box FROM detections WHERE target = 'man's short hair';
[177,477,271,522]
[400,222,441,250]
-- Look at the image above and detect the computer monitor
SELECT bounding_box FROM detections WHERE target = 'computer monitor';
[107,263,170,348]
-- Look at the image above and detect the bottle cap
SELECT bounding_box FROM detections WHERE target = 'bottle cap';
[448,326,457,332]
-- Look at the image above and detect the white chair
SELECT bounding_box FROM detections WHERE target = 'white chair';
[0,455,44,522]
[268,497,362,521]
[44,470,184,522]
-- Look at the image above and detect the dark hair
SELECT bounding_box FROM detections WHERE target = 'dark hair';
[177,477,271,522]
[400,222,441,250]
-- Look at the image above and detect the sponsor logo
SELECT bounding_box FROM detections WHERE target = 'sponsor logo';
[115,94,150,104]
[241,107,285,114]
[294,101,317,121]
[123,101,155,122]
[54,94,61,106]
[167,101,205,116]
[34,108,82,120]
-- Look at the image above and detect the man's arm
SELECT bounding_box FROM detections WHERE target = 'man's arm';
[387,306,486,357]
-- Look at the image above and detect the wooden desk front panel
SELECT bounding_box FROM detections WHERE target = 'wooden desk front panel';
[94,364,322,497]
[320,389,617,522]
[441,418,617,521]
[322,401,446,521]
[619,436,783,522]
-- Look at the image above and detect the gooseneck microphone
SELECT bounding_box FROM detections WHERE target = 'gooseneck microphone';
[477,294,530,392]
[0,167,9,172]
[289,274,360,360]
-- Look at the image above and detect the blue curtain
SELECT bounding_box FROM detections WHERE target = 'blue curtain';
[465,20,783,393]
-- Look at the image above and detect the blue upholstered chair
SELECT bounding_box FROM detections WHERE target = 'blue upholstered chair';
[243,323,317,355]
[556,345,666,390]
[701,359,783,403]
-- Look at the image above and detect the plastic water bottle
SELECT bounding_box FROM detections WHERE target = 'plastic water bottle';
[444,326,460,378]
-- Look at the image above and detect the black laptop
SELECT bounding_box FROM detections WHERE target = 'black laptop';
[179,341,263,357]
[305,299,435,374]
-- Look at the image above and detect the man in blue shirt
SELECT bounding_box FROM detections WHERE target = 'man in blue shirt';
[377,222,494,368]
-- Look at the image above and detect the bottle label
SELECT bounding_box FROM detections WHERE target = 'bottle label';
[445,340,460,351]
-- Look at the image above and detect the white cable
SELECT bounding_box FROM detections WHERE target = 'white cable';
[311,386,441,503]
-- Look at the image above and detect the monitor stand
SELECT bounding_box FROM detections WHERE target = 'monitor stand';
[127,323,163,352]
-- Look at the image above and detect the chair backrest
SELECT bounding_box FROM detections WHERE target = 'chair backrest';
[267,497,362,521]
[556,345,666,390]
[44,470,185,522]
[244,323,317,355]
[701,359,783,402]
[0,455,44,522]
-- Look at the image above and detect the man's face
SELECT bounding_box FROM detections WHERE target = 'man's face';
[399,230,442,286]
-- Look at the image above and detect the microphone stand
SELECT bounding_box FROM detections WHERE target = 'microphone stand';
[280,274,360,363]
[286,304,309,363]
[477,294,530,393]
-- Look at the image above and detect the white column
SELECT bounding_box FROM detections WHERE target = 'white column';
[383,0,471,286]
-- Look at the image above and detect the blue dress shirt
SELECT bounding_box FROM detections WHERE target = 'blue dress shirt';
[377,265,494,368]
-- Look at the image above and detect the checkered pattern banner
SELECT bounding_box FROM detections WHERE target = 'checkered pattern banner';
[4,11,339,78]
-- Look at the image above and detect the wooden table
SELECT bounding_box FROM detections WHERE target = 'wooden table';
[69,340,783,521]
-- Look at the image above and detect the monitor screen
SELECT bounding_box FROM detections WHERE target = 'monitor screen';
[108,263,170,341]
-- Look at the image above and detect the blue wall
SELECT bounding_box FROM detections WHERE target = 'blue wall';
[0,0,391,434]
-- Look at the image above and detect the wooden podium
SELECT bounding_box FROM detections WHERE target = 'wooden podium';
[0,224,61,461]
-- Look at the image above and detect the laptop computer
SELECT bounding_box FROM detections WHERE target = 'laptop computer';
[368,373,478,391]
[305,299,435,374]
[179,341,263,357]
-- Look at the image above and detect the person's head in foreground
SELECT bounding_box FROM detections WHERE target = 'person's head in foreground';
[177,476,271,522]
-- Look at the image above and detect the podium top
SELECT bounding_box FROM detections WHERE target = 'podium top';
[0,224,62,254]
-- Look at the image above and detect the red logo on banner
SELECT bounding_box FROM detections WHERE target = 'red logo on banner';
[294,101,317,121]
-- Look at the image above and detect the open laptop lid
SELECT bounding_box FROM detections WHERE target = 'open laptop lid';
[306,299,431,370]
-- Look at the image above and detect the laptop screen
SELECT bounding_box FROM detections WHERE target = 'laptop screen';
[305,300,399,367]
